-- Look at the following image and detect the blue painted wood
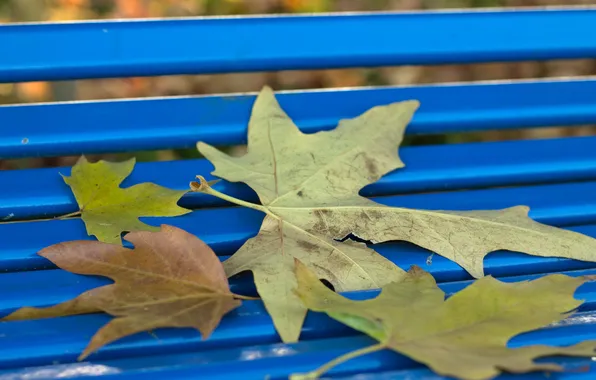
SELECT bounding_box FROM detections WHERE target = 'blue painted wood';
[4,179,596,272]
[4,177,596,363]
[1,9,596,82]
[2,226,596,316]
[0,269,593,377]
[4,135,596,220]
[2,7,596,380]
[3,78,596,158]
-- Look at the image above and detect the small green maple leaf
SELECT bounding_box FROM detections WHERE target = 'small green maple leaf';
[63,156,190,244]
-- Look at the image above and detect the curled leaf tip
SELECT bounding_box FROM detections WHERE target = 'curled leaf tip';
[190,175,212,192]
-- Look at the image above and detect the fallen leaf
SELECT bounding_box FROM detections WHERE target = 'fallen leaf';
[193,86,417,342]
[192,86,596,341]
[3,224,241,360]
[293,260,596,380]
[63,155,190,244]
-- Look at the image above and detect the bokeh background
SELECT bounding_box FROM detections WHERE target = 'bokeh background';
[2,0,596,170]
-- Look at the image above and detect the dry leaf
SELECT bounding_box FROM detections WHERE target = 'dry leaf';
[3,225,241,360]
[63,156,190,244]
[293,260,596,380]
[194,86,417,342]
[192,86,596,342]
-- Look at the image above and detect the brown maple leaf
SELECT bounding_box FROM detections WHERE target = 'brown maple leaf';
[3,224,242,360]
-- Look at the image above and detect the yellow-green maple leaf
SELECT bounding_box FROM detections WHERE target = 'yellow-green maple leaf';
[193,86,596,343]
[64,156,190,244]
[293,260,596,380]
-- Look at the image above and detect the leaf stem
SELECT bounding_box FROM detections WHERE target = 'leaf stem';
[295,343,386,379]
[1,210,82,224]
[233,293,260,301]
[56,210,82,220]
[190,176,268,214]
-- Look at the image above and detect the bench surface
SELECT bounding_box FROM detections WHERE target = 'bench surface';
[2,7,596,380]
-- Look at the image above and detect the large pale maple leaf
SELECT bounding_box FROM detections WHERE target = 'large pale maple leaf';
[193,86,596,343]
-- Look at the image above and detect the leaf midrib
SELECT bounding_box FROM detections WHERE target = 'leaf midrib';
[267,143,369,207]
[268,204,537,237]
[66,254,227,296]
[390,298,543,348]
[108,293,229,310]
[245,203,545,284]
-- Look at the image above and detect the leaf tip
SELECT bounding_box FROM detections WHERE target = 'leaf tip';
[75,154,88,165]
[405,99,421,111]
[255,85,281,109]
[294,257,306,269]
[293,259,316,299]
[259,85,274,95]
[293,259,308,282]
[196,141,208,153]
[77,351,90,362]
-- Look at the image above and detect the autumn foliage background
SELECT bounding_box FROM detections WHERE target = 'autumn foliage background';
[1,0,595,171]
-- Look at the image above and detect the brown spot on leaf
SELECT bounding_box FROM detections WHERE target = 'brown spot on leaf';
[364,156,379,177]
[297,240,319,252]
[310,209,344,238]
[408,265,425,276]
[368,209,384,219]
[312,220,326,233]
[297,190,303,197]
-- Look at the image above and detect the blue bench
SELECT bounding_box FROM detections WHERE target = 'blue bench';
[2,6,596,380]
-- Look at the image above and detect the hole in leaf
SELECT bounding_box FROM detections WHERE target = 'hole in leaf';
[335,233,372,244]
[319,279,335,292]
[228,270,259,297]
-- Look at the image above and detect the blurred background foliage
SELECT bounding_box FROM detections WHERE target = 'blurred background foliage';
[1,0,596,170]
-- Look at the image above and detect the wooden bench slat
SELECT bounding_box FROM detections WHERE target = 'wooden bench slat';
[0,270,593,376]
[2,7,596,379]
[3,223,596,317]
[4,179,596,274]
[1,9,596,82]
[1,324,594,379]
[2,78,596,159]
[339,366,594,380]
[5,135,596,220]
